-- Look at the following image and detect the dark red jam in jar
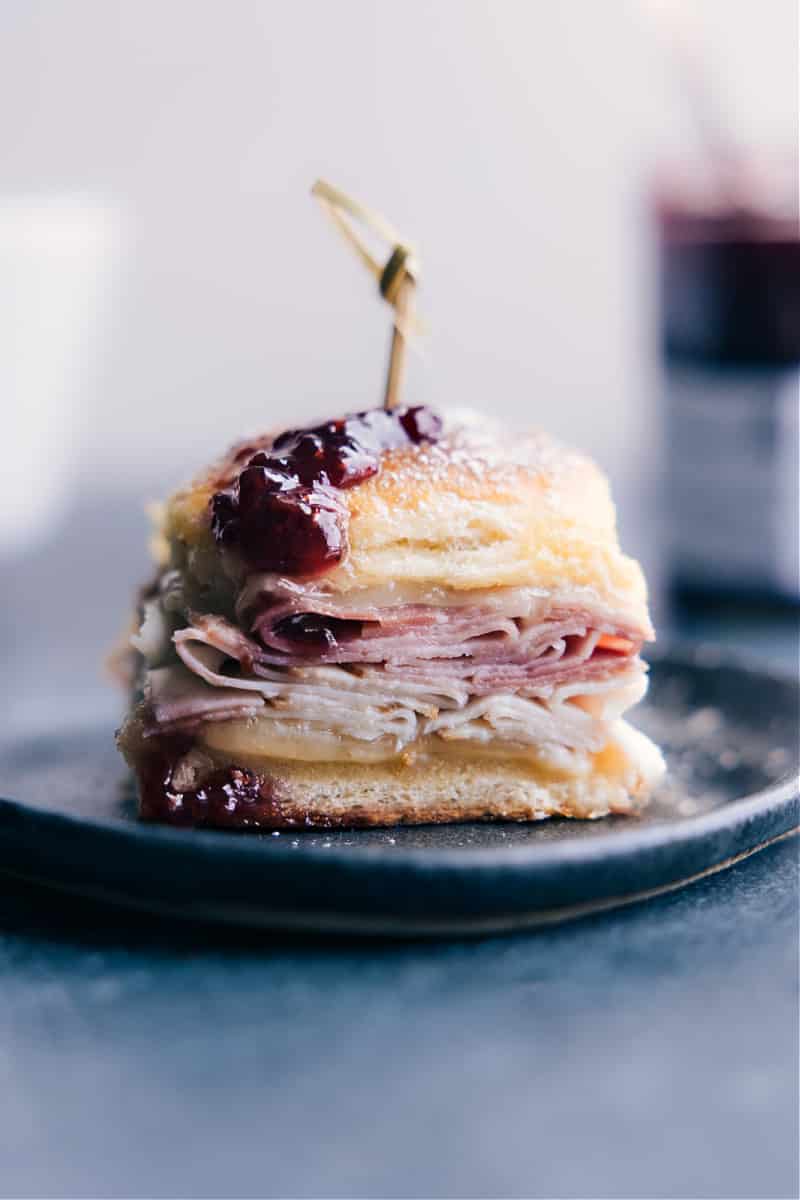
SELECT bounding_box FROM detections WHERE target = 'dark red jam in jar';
[211,405,442,576]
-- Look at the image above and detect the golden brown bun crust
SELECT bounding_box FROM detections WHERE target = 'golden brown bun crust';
[130,755,651,828]
[118,708,661,829]
[223,755,655,825]
[162,409,651,632]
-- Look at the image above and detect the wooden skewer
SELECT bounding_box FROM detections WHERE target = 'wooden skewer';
[312,180,420,410]
[383,276,413,410]
[379,246,417,410]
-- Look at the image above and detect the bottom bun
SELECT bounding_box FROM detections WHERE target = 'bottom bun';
[124,718,664,829]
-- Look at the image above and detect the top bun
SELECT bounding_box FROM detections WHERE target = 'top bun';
[161,408,651,634]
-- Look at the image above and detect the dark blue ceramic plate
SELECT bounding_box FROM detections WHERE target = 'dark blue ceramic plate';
[0,648,796,935]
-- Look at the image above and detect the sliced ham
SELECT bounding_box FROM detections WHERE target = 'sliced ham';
[134,571,651,752]
[144,650,646,752]
[236,576,649,669]
[175,610,633,694]
[145,663,264,734]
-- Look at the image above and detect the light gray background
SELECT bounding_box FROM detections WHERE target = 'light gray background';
[1,0,795,503]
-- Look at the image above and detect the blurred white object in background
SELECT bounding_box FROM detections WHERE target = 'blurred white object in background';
[0,197,118,554]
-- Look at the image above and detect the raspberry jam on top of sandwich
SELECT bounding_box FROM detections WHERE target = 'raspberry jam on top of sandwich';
[210,405,441,577]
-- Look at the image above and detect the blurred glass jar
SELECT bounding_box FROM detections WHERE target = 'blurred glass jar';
[656,160,799,603]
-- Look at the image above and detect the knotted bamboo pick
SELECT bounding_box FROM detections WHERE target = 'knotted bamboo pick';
[312,180,420,410]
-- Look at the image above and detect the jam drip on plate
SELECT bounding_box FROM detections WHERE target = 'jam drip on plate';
[211,405,441,577]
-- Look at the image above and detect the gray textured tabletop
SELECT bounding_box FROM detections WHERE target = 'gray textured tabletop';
[1,498,798,1200]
